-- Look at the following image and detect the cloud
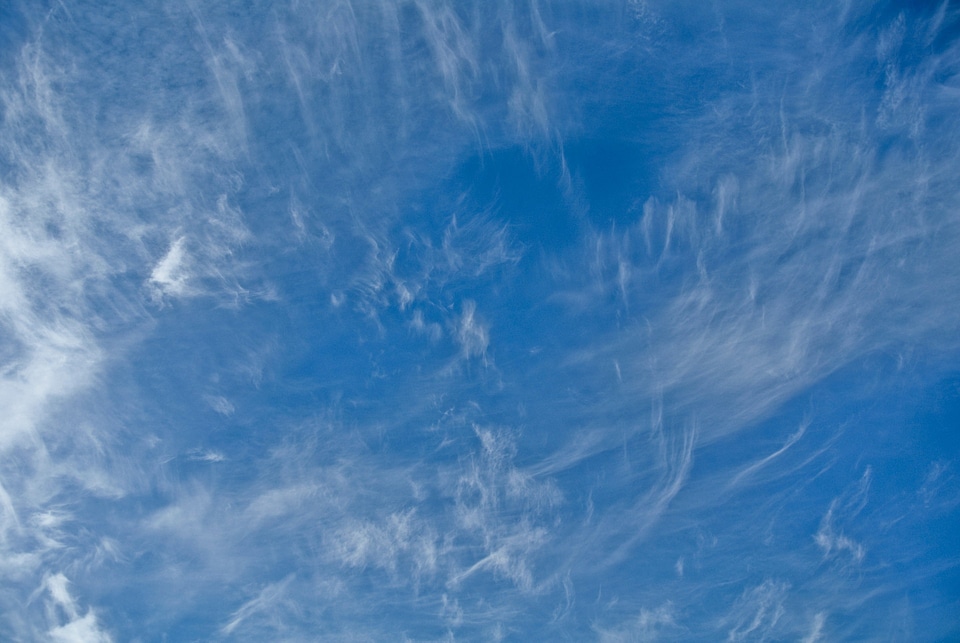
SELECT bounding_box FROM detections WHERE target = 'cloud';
[439,426,563,596]
[727,421,807,489]
[203,394,235,416]
[44,573,112,643]
[801,612,827,643]
[723,579,789,642]
[548,2,960,454]
[595,602,679,642]
[149,236,191,299]
[329,509,439,585]
[814,468,871,565]
[186,449,226,463]
[455,300,489,361]
[0,1,957,639]
[220,574,295,637]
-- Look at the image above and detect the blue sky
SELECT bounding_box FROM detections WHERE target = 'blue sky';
[1,0,959,640]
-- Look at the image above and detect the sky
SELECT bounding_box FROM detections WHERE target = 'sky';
[1,0,959,640]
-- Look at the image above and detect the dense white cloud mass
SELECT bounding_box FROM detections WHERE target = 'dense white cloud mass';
[0,0,958,639]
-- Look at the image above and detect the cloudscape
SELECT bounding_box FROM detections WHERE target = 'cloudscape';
[1,0,959,640]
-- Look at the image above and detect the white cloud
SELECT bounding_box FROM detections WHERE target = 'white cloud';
[149,236,191,299]
[186,449,226,463]
[0,1,955,639]
[801,612,827,643]
[814,467,870,564]
[814,505,866,564]
[203,394,235,416]
[595,602,679,643]
[455,300,489,361]
[411,308,443,342]
[44,573,112,643]
[727,421,807,489]
[329,509,439,583]
[221,574,295,637]
[723,580,789,642]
